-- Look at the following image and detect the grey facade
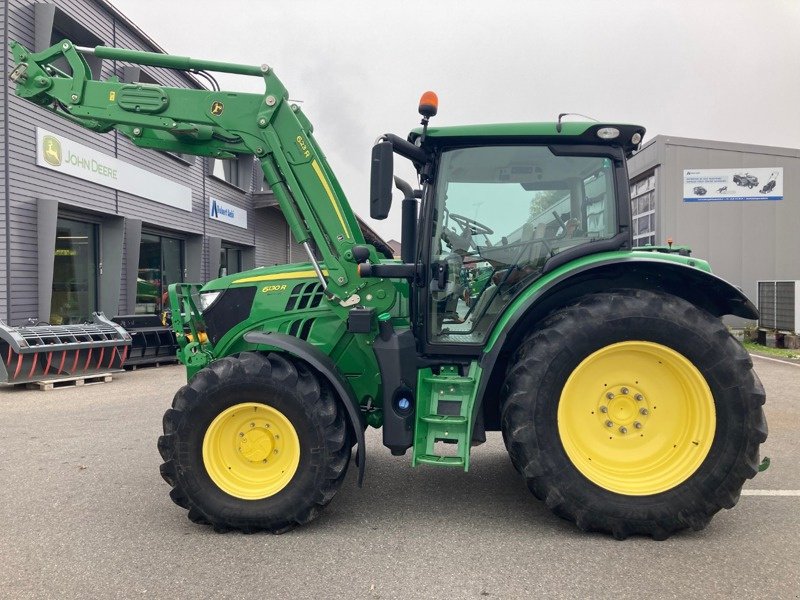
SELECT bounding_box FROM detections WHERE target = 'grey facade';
[0,0,308,326]
[627,135,800,313]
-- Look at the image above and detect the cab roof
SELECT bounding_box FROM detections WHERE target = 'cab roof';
[410,122,646,157]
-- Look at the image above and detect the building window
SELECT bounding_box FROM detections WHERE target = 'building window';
[629,172,656,247]
[136,233,184,315]
[51,218,98,325]
[219,245,243,277]
[34,4,105,78]
[209,156,252,190]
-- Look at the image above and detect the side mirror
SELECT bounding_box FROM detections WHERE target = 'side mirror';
[370,141,394,220]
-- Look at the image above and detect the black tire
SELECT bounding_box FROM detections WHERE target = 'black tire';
[158,351,350,533]
[501,289,767,539]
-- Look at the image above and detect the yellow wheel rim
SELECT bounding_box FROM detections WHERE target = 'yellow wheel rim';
[558,341,715,496]
[203,402,300,500]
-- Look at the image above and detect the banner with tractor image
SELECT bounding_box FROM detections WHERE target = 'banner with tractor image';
[683,167,783,202]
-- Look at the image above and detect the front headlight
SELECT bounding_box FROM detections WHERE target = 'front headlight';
[199,291,222,311]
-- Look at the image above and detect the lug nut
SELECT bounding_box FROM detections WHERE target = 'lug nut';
[606,392,615,400]
[620,387,629,395]
[605,420,614,428]
[635,394,644,401]
[634,421,643,429]
[619,426,628,434]
[599,406,608,413]
[640,408,649,416]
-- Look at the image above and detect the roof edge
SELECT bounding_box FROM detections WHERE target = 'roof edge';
[97,0,207,90]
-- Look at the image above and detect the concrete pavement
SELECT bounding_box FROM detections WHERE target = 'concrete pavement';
[0,356,797,599]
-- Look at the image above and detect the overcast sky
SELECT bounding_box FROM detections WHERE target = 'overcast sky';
[109,0,800,240]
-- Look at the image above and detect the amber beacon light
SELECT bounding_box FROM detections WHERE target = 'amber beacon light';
[418,91,438,118]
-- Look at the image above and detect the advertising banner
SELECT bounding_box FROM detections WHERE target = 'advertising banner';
[683,168,783,202]
[209,197,248,228]
[36,128,192,211]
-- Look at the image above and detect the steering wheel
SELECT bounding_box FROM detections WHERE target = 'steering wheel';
[442,211,494,252]
[449,213,494,236]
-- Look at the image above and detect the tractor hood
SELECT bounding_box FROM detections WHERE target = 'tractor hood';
[201,262,326,293]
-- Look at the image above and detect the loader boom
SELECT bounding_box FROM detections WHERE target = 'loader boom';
[9,39,381,305]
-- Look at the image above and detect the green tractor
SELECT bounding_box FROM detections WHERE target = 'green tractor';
[10,40,767,539]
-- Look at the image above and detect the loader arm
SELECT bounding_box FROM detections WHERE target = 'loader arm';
[9,39,379,305]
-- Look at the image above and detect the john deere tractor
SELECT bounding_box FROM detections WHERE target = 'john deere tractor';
[10,40,767,539]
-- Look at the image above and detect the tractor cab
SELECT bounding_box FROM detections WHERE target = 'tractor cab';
[370,94,646,353]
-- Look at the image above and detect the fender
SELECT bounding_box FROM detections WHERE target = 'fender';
[243,331,367,486]
[475,256,759,429]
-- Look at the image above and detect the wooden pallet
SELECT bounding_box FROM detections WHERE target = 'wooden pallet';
[26,372,115,391]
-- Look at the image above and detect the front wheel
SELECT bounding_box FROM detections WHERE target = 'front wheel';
[501,289,767,539]
[158,352,350,533]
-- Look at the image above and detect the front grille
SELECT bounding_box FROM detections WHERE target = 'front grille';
[203,286,257,346]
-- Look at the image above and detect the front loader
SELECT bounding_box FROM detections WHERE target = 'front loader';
[9,39,767,539]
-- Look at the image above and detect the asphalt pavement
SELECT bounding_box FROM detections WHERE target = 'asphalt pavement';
[0,356,798,600]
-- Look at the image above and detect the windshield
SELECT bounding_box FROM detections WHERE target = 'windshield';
[428,145,618,344]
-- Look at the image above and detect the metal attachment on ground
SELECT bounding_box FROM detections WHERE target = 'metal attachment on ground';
[0,312,131,385]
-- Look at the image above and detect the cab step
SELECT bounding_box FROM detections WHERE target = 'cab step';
[412,362,482,471]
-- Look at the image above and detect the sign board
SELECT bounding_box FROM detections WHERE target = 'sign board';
[209,197,248,229]
[36,128,192,211]
[683,168,783,202]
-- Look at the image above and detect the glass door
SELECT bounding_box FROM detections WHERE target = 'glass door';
[219,245,243,277]
[136,233,184,314]
[51,218,99,325]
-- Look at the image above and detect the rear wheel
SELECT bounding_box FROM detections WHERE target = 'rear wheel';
[501,289,767,539]
[158,352,350,533]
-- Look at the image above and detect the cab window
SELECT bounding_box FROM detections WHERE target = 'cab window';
[429,145,617,344]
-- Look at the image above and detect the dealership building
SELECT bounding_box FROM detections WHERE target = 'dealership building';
[0,0,391,327]
[627,135,800,321]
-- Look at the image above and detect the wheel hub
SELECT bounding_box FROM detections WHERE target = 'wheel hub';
[597,386,649,436]
[239,427,277,463]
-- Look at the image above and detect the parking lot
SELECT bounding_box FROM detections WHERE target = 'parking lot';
[0,355,798,600]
